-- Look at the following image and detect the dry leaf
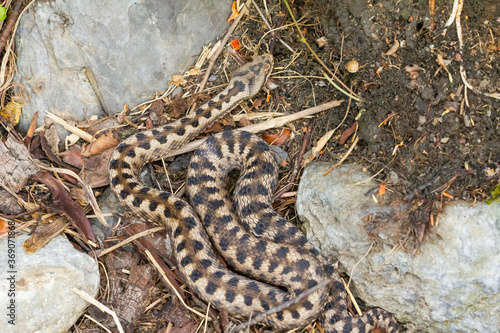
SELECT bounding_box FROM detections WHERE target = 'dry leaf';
[82,131,120,157]
[61,145,85,169]
[187,67,200,76]
[204,122,223,133]
[0,218,9,235]
[316,36,328,47]
[227,0,239,22]
[442,191,453,199]
[0,99,22,126]
[302,128,335,167]
[26,111,39,143]
[378,184,386,196]
[81,148,115,188]
[262,129,291,146]
[251,98,264,109]
[383,38,400,56]
[169,74,187,86]
[339,121,358,145]
[230,39,241,50]
[239,116,252,127]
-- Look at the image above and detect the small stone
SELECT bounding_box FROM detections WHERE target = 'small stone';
[0,234,100,332]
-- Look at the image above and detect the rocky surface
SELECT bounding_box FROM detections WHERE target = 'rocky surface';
[0,234,100,332]
[17,0,231,135]
[297,162,500,332]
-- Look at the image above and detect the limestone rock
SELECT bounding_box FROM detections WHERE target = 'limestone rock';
[0,234,100,332]
[297,162,500,332]
[17,0,231,135]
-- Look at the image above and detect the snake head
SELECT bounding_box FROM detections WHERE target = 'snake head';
[231,54,274,97]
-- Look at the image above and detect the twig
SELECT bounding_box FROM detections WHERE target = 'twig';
[454,0,499,101]
[164,100,343,159]
[272,118,315,201]
[44,110,94,142]
[252,0,295,54]
[72,288,125,333]
[145,250,209,321]
[198,0,252,93]
[0,0,35,91]
[282,0,357,99]
[97,226,164,257]
[323,135,359,176]
[0,0,26,53]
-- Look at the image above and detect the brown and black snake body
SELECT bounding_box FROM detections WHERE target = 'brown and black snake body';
[109,54,399,332]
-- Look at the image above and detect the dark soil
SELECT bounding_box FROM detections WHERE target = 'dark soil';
[238,0,500,253]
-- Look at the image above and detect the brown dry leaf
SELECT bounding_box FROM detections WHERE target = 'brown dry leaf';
[383,38,400,56]
[262,128,291,146]
[40,131,65,167]
[302,128,335,168]
[405,64,424,79]
[31,172,97,243]
[148,99,167,120]
[239,116,252,127]
[204,122,223,134]
[187,67,200,76]
[61,145,85,169]
[168,97,190,119]
[251,98,264,109]
[81,147,115,188]
[220,113,236,127]
[442,191,453,199]
[169,74,187,86]
[405,64,424,72]
[70,187,89,204]
[146,117,154,129]
[82,131,120,157]
[339,121,358,145]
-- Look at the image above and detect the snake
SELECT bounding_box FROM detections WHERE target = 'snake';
[109,54,399,332]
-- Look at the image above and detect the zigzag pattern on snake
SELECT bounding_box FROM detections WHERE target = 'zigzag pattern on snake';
[109,54,399,332]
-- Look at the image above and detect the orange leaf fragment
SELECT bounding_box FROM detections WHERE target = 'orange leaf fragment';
[0,218,9,235]
[262,128,291,146]
[230,39,241,50]
[82,131,120,157]
[227,1,239,22]
[442,191,453,199]
[378,184,386,196]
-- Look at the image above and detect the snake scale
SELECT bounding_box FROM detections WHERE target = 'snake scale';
[109,54,399,332]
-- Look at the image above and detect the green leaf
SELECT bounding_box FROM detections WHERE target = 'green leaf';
[486,183,500,205]
[0,6,6,21]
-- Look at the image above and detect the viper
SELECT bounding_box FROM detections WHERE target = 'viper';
[109,54,399,332]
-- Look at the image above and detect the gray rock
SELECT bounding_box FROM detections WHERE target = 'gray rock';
[0,234,100,332]
[17,0,231,134]
[297,162,500,332]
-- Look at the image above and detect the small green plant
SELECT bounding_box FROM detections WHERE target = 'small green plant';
[486,183,500,204]
[0,6,6,21]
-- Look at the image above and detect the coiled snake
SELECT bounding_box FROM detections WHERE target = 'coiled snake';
[109,54,399,332]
